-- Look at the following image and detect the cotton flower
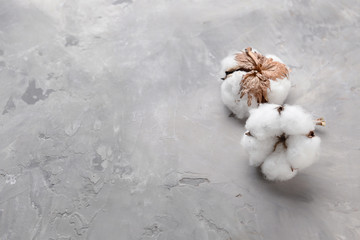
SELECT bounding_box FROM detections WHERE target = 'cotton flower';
[241,103,324,181]
[220,47,290,119]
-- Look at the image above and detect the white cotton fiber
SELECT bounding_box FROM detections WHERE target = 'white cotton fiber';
[267,79,291,105]
[245,104,283,140]
[242,103,323,181]
[287,135,321,170]
[220,71,258,119]
[261,147,298,181]
[220,54,239,79]
[280,105,315,135]
[241,134,276,167]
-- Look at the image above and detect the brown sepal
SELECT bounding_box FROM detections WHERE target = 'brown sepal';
[245,131,253,137]
[276,105,284,114]
[273,133,288,152]
[307,131,315,138]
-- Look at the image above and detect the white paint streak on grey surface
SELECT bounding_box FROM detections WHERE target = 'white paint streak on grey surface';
[0,0,359,239]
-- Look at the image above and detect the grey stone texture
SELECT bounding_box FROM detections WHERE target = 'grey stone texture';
[0,0,359,239]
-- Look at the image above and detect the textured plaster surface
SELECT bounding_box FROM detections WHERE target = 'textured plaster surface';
[0,0,359,239]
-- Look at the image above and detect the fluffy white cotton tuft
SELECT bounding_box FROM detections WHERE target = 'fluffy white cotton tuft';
[261,147,298,181]
[220,54,239,79]
[280,105,315,135]
[241,134,276,167]
[220,71,258,119]
[245,104,283,140]
[267,79,291,105]
[287,135,321,170]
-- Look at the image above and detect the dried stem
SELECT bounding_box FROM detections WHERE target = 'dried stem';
[315,117,326,127]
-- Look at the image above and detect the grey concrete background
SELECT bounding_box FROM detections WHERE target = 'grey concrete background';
[0,0,359,239]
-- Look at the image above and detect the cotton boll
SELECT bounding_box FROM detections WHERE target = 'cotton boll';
[280,105,315,135]
[261,148,298,181]
[219,48,291,119]
[287,135,321,170]
[241,134,277,167]
[267,79,291,105]
[245,104,283,140]
[220,71,258,119]
[242,102,323,181]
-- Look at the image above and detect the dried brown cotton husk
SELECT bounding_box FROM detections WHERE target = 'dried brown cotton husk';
[222,47,290,106]
[220,48,291,119]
